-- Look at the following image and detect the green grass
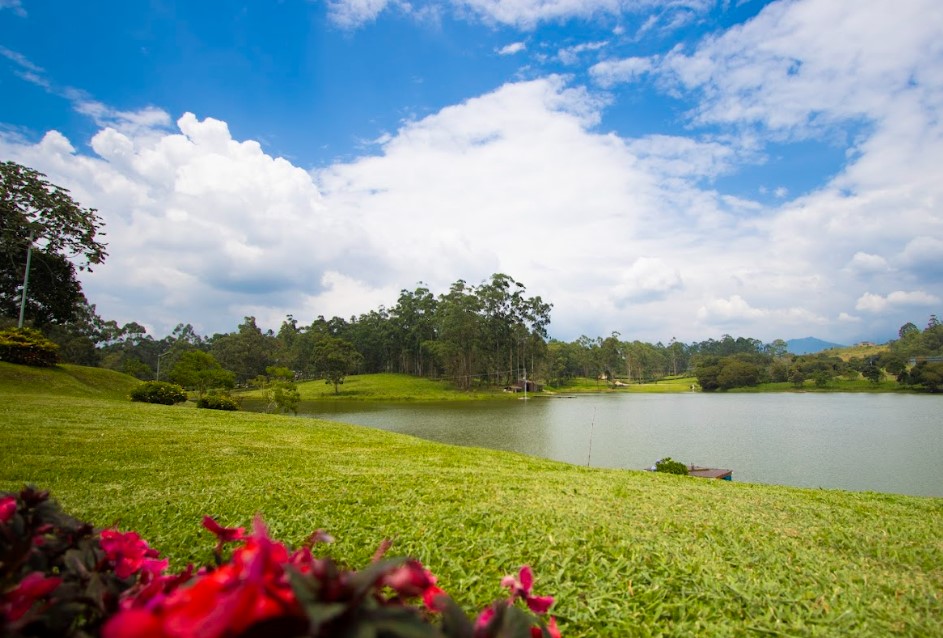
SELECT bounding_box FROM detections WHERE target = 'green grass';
[546,376,698,394]
[2,363,942,636]
[243,372,521,401]
[0,361,141,400]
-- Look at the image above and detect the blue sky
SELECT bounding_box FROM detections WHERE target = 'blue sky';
[2,0,941,344]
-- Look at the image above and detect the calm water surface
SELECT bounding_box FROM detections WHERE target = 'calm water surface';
[286,394,942,497]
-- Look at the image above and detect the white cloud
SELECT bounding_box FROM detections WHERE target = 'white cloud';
[844,252,890,276]
[589,56,653,87]
[659,0,943,136]
[612,257,683,305]
[327,0,713,29]
[558,40,608,65]
[327,0,395,28]
[497,42,527,56]
[697,295,766,322]
[855,291,941,313]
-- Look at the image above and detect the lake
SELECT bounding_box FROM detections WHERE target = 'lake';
[277,393,941,498]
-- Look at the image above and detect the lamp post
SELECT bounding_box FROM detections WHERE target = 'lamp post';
[17,233,34,328]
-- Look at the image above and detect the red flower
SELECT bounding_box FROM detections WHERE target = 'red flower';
[101,529,167,579]
[2,572,61,622]
[502,566,554,614]
[0,495,16,524]
[103,608,165,638]
[107,517,302,638]
[202,516,245,545]
[423,585,448,612]
[531,616,562,638]
[382,560,437,598]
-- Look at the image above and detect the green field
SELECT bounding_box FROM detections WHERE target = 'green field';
[2,362,942,636]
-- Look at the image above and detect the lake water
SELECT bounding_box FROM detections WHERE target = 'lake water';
[281,394,942,498]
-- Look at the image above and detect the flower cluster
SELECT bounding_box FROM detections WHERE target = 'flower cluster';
[1,487,561,638]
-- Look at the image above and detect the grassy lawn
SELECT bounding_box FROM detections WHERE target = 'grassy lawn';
[545,376,698,394]
[245,372,519,401]
[2,362,942,636]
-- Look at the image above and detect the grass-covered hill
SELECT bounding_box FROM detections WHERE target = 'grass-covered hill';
[1,362,941,636]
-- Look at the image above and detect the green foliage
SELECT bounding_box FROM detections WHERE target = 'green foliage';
[694,355,765,391]
[209,316,276,384]
[196,394,240,410]
[168,350,235,399]
[889,314,943,358]
[252,366,301,414]
[902,361,943,393]
[129,380,187,405]
[0,327,59,367]
[861,361,884,384]
[653,457,689,475]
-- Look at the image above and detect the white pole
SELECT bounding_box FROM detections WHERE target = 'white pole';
[17,236,34,329]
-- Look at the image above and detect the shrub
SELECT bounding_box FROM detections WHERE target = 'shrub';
[0,487,562,638]
[0,327,59,367]
[197,394,240,411]
[653,457,689,475]
[129,381,187,405]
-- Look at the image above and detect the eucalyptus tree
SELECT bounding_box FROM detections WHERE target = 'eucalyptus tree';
[390,285,437,376]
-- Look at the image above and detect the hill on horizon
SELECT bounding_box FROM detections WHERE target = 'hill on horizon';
[786,336,846,355]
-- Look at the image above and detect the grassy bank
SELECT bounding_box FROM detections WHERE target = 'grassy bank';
[2,363,941,636]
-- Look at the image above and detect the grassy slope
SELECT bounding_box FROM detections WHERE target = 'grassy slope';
[2,364,942,637]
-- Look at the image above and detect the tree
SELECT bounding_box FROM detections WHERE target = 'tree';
[906,361,943,393]
[209,317,276,384]
[1,162,107,326]
[313,336,362,394]
[253,366,301,414]
[168,350,235,399]
[898,322,919,339]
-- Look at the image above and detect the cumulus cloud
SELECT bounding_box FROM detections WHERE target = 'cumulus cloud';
[844,252,890,276]
[855,291,941,313]
[0,112,367,335]
[612,257,683,305]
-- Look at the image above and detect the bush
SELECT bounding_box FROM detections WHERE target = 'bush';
[197,394,240,410]
[653,457,689,475]
[129,381,187,405]
[0,487,562,638]
[0,327,59,367]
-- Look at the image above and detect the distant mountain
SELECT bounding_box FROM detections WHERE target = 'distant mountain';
[786,337,845,355]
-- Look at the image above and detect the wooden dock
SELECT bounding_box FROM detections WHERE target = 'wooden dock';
[686,466,733,480]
